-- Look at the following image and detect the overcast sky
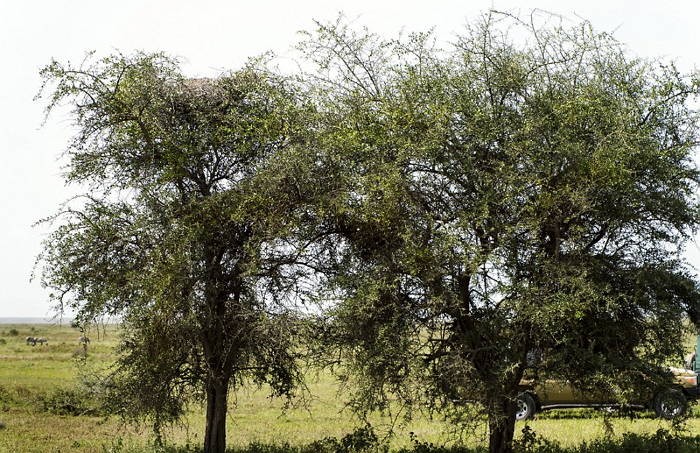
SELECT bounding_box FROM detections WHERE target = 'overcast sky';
[1,0,699,318]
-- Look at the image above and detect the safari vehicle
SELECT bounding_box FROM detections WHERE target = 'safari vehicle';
[515,334,700,420]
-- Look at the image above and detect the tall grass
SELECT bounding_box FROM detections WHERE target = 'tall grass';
[0,324,698,453]
[98,427,700,453]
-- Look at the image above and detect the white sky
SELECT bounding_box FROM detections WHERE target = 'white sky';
[1,0,699,318]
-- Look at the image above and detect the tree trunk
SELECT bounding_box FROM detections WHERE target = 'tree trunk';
[204,377,230,453]
[488,397,517,453]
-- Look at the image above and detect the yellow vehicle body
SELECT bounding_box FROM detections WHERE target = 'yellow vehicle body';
[516,367,698,420]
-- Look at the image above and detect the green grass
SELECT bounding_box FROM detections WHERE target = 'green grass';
[0,324,697,453]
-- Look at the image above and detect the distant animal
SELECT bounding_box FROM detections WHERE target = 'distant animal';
[25,336,36,346]
[78,336,90,345]
[35,337,48,346]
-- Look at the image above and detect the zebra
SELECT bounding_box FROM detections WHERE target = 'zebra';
[25,336,36,346]
[35,337,48,346]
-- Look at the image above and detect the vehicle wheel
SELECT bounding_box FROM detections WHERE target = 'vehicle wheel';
[653,388,687,419]
[515,393,537,421]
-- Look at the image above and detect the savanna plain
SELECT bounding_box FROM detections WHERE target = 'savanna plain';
[0,324,698,453]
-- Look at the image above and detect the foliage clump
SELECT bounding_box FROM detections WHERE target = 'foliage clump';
[36,52,319,452]
[35,10,700,453]
[298,11,700,453]
[34,387,103,416]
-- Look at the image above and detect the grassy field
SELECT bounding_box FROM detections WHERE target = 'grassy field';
[0,324,697,453]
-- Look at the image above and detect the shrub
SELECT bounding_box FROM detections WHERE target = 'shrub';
[8,329,18,336]
[394,428,700,453]
[0,385,13,411]
[573,429,700,453]
[91,429,700,453]
[35,387,100,416]
[307,425,385,453]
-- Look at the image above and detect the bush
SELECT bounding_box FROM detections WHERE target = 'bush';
[0,385,13,411]
[307,425,385,453]
[105,426,386,453]
[8,329,18,336]
[91,428,700,453]
[393,428,700,453]
[573,429,700,453]
[35,387,100,416]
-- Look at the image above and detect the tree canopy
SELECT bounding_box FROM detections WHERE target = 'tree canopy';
[299,13,700,453]
[37,12,700,453]
[37,53,319,453]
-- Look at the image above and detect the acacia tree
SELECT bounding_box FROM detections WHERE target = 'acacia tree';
[301,14,700,453]
[37,53,317,453]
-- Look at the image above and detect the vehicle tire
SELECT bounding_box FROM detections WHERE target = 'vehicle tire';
[653,388,687,419]
[515,393,537,421]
